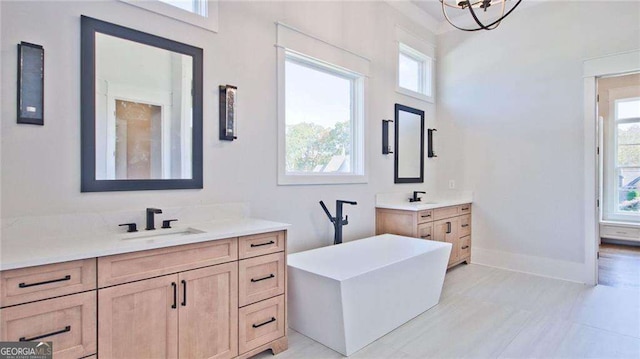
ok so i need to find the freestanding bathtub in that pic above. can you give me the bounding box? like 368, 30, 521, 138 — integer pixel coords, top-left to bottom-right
287, 234, 451, 356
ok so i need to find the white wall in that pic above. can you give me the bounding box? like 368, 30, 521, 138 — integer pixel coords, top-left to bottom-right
437, 1, 640, 281
0, 1, 437, 253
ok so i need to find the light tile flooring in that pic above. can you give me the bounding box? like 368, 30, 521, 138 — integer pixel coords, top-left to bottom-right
256, 264, 640, 359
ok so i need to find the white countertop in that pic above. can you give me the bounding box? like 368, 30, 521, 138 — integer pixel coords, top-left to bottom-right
1, 218, 290, 271
288, 234, 451, 281
376, 199, 472, 211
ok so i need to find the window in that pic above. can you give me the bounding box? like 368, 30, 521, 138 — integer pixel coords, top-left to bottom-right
613, 98, 640, 215
397, 43, 434, 102
279, 51, 365, 185
120, 0, 218, 32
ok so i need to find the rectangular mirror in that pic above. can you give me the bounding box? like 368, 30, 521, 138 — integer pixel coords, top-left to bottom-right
81, 16, 203, 192
394, 104, 424, 183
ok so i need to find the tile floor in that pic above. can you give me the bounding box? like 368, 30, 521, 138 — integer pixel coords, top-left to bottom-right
256, 264, 640, 359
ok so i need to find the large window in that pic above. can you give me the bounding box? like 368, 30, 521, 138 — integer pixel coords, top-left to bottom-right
613, 98, 640, 215
280, 52, 365, 184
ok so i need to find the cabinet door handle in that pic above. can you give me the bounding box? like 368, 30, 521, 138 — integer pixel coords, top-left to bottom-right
421, 234, 431, 239
462, 245, 470, 249
181, 280, 187, 307
252, 317, 276, 328
250, 240, 275, 248
461, 224, 469, 228
446, 222, 451, 234
171, 282, 177, 309
20, 326, 71, 342
19, 275, 71, 288
251, 274, 275, 282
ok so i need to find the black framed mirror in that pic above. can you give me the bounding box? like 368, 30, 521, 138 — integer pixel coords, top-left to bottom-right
394, 104, 424, 183
81, 16, 203, 192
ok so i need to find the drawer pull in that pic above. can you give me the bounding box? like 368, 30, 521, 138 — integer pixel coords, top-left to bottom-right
19, 275, 71, 288
181, 280, 187, 307
252, 317, 276, 328
421, 214, 431, 218
251, 274, 275, 283
19, 326, 71, 342
250, 240, 275, 248
461, 245, 470, 249
461, 207, 470, 211
461, 224, 469, 228
421, 234, 431, 238
171, 282, 177, 309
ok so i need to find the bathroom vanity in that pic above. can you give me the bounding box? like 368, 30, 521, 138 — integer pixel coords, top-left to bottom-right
0, 219, 289, 359
376, 201, 472, 268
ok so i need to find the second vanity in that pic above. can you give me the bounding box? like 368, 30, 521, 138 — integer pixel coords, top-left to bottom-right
376, 195, 472, 269
0, 218, 290, 359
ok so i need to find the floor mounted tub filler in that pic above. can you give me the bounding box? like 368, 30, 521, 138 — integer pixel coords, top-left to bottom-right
287, 234, 451, 356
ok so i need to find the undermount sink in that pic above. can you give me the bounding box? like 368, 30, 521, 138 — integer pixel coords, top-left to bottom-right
121, 227, 205, 240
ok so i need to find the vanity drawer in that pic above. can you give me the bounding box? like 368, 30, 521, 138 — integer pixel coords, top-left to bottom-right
239, 295, 285, 354
1, 259, 96, 307
98, 238, 237, 287
460, 236, 471, 259
417, 222, 433, 240
0, 291, 97, 359
459, 204, 472, 214
239, 252, 285, 307
433, 206, 460, 221
459, 215, 471, 237
239, 231, 285, 259
417, 210, 433, 224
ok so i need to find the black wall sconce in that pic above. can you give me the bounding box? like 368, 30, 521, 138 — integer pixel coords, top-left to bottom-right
219, 84, 237, 141
427, 128, 437, 158
17, 42, 44, 125
382, 119, 393, 155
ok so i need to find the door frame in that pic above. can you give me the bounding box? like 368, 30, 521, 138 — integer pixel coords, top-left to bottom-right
583, 49, 640, 285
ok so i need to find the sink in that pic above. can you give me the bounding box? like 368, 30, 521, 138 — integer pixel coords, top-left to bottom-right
121, 227, 205, 240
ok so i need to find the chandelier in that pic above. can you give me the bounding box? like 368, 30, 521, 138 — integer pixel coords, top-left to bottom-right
440, 0, 523, 31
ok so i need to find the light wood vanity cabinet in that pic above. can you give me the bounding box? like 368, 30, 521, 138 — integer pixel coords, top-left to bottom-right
376, 204, 472, 268
0, 229, 287, 359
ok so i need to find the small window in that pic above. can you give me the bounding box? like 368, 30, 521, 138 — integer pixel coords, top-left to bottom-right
279, 51, 365, 185
397, 43, 433, 102
120, 0, 218, 32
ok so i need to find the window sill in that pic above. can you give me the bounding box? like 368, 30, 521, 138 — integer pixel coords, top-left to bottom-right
396, 87, 434, 103
277, 173, 368, 186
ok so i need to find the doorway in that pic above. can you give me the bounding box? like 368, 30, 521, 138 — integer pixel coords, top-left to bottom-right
597, 72, 640, 289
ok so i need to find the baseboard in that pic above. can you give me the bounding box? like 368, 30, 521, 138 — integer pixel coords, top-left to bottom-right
471, 247, 587, 284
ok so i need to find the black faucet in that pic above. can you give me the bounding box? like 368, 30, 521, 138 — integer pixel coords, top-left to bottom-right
319, 200, 358, 245
145, 208, 163, 230
409, 191, 426, 202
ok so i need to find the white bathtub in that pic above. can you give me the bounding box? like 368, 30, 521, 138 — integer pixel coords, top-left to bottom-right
287, 234, 451, 356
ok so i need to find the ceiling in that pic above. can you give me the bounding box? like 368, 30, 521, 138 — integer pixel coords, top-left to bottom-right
412, 0, 447, 22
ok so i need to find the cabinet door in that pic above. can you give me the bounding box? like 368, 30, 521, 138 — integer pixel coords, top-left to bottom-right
178, 263, 238, 359
98, 274, 178, 359
434, 218, 460, 264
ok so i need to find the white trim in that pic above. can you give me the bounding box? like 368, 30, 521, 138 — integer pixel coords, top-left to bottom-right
583, 49, 640, 286
384, 1, 439, 34
471, 247, 586, 284
119, 0, 218, 33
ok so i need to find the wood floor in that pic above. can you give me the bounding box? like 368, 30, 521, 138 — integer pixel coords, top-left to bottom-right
255, 264, 640, 359
599, 243, 640, 289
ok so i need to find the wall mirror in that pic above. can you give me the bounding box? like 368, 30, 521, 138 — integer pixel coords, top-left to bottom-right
81, 16, 203, 192
394, 104, 424, 183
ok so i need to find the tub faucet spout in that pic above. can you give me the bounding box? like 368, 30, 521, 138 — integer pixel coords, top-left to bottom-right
319, 200, 357, 245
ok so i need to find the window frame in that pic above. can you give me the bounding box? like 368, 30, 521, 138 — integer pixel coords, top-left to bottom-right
277, 49, 367, 185
604, 91, 640, 222
397, 42, 434, 103
119, 0, 218, 33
